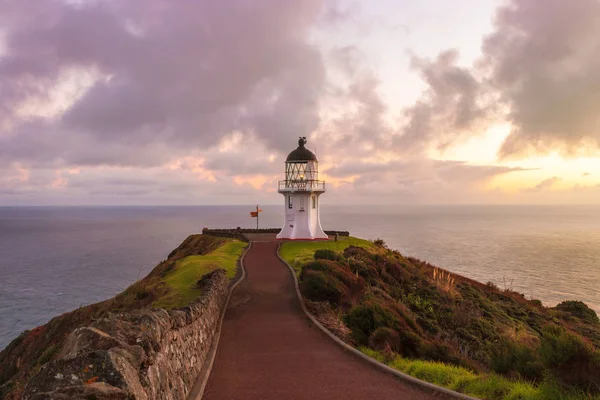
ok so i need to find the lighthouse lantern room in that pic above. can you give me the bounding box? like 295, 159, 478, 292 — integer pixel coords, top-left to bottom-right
277, 137, 328, 240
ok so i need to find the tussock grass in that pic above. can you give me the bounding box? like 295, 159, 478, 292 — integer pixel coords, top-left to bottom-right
432, 267, 457, 296
361, 348, 599, 400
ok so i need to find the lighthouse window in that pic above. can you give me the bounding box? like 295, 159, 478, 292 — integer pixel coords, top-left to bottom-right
312, 195, 316, 209
288, 196, 293, 209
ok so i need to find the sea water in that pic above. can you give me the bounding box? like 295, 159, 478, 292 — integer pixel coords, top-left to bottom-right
1, 205, 599, 350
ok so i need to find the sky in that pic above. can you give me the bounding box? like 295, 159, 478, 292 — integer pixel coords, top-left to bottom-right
1, 0, 600, 206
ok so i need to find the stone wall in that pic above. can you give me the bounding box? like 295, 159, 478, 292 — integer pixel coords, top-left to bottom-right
203, 227, 350, 238
23, 270, 228, 400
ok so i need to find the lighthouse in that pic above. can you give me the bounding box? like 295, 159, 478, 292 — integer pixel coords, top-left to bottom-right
276, 137, 328, 240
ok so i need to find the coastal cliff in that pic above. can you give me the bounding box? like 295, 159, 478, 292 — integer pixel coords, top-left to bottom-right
1, 233, 599, 400
0, 235, 243, 400
23, 269, 227, 399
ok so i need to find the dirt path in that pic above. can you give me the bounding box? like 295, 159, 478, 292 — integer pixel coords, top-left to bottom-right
201, 241, 443, 400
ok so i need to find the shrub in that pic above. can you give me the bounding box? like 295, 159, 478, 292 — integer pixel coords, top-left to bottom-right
344, 301, 401, 345
540, 324, 600, 390
554, 301, 599, 324
343, 246, 372, 260
36, 345, 58, 366
385, 262, 410, 286
369, 327, 401, 353
300, 259, 336, 275
301, 259, 365, 299
397, 329, 424, 358
300, 270, 348, 306
135, 288, 150, 300
348, 259, 379, 281
529, 299, 543, 308
373, 238, 387, 248
418, 340, 465, 366
491, 338, 543, 381
314, 249, 341, 261
540, 325, 589, 368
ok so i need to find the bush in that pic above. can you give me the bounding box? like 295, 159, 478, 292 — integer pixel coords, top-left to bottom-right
299, 270, 348, 306
539, 324, 600, 390
344, 301, 401, 345
301, 260, 365, 298
554, 301, 599, 324
418, 340, 465, 366
369, 327, 401, 353
314, 249, 340, 261
300, 259, 336, 275
343, 246, 372, 260
529, 299, 543, 308
373, 238, 387, 248
348, 259, 379, 281
491, 338, 543, 380
540, 325, 589, 368
397, 329, 424, 358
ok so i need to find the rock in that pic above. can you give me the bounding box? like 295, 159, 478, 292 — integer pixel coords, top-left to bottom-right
29, 382, 131, 399
24, 350, 147, 400
23, 269, 229, 400
58, 327, 124, 359
110, 345, 147, 370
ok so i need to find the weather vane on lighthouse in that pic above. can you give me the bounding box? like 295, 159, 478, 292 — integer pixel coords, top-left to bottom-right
276, 137, 327, 240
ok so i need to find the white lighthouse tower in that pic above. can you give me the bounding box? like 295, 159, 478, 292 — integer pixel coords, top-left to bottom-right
277, 137, 328, 240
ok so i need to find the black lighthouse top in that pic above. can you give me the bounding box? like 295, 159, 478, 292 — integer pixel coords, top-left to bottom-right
286, 137, 317, 162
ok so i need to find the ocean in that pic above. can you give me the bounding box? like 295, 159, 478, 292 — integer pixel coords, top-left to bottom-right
1, 205, 599, 350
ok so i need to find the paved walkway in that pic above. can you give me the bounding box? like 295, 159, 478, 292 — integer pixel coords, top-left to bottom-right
201, 241, 442, 400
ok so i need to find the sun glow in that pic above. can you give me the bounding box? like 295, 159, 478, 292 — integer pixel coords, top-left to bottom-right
233, 175, 271, 190
430, 123, 600, 193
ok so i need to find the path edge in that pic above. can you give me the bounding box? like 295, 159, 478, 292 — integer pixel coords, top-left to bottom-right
188, 241, 252, 400
275, 244, 480, 400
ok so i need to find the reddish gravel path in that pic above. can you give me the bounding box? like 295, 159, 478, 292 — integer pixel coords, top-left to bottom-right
201, 241, 442, 400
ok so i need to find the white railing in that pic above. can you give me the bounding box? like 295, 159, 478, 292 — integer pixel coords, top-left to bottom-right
278, 180, 326, 192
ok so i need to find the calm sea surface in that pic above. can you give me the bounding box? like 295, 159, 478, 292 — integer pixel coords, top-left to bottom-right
1, 205, 599, 350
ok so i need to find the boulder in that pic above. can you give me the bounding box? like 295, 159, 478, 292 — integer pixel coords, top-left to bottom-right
24, 349, 147, 400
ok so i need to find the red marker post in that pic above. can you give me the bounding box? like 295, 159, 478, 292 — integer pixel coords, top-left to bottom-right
250, 205, 262, 231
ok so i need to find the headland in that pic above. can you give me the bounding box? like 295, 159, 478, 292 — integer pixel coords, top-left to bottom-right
1, 230, 598, 400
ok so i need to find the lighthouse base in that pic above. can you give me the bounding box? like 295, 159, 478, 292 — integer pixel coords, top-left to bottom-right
276, 192, 327, 240
276, 220, 328, 240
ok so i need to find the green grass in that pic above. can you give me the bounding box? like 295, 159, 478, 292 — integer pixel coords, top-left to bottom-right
153, 240, 246, 309
279, 236, 378, 274
361, 348, 598, 400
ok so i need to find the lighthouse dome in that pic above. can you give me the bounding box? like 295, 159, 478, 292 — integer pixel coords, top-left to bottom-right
286, 137, 317, 162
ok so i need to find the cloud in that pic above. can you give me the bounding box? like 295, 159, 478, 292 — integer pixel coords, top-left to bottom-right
394, 50, 491, 154
483, 0, 600, 158
523, 176, 561, 192
393, 0, 600, 159
324, 157, 531, 205
1, 0, 598, 205
0, 0, 326, 169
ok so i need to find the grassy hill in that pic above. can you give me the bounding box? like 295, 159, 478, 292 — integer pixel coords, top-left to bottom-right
281, 239, 600, 400
0, 235, 246, 399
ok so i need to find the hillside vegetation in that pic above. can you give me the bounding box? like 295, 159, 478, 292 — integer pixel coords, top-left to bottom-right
282, 240, 600, 400
0, 234, 245, 400
280, 236, 377, 274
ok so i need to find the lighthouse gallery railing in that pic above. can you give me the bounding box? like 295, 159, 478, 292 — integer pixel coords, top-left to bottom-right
278, 180, 326, 192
